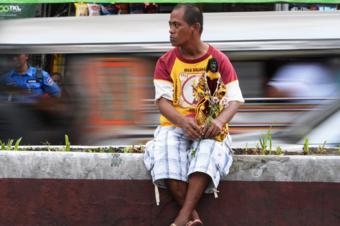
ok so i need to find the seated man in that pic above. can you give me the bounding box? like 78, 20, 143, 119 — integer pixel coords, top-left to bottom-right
144, 4, 244, 226
0, 54, 61, 103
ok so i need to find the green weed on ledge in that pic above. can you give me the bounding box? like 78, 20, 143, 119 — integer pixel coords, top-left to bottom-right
0, 138, 22, 151
65, 134, 71, 152
303, 137, 309, 155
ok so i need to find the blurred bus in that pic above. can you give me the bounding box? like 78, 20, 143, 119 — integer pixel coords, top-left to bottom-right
0, 11, 339, 145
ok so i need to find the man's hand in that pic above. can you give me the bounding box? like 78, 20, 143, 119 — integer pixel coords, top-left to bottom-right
202, 101, 242, 139
179, 117, 202, 140
202, 118, 224, 139
157, 98, 202, 140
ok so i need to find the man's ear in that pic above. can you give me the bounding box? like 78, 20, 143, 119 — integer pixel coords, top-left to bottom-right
193, 22, 201, 34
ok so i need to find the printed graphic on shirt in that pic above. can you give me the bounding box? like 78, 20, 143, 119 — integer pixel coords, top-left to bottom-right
171, 58, 208, 109
46, 77, 55, 86
180, 73, 201, 107
27, 79, 37, 83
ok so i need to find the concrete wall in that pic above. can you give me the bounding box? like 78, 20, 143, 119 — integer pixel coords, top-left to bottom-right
0, 151, 340, 226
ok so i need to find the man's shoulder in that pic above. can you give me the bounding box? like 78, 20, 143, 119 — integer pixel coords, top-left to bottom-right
26, 66, 38, 77
209, 45, 227, 59
28, 66, 50, 78
208, 45, 235, 68
159, 48, 177, 62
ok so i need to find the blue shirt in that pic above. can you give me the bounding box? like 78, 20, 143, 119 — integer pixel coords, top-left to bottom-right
0, 66, 61, 102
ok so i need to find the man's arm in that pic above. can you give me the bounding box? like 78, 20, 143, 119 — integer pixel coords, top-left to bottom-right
157, 97, 202, 140
42, 72, 61, 97
203, 101, 241, 139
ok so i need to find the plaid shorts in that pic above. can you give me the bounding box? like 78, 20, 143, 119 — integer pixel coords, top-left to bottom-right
144, 126, 233, 193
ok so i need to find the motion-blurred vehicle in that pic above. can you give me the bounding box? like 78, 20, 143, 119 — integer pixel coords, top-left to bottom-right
232, 99, 340, 148
0, 11, 339, 145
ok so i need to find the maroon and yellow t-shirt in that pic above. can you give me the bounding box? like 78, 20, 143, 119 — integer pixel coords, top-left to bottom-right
154, 45, 244, 126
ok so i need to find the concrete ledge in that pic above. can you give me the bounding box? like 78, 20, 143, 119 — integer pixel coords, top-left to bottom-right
1, 151, 340, 182
0, 151, 150, 180
0, 150, 340, 226
230, 155, 340, 182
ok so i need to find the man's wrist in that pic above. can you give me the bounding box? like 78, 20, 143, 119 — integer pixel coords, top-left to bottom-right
175, 115, 188, 128
214, 117, 225, 127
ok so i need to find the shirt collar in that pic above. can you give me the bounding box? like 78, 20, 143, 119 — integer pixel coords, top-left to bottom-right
26, 66, 35, 77
11, 65, 34, 77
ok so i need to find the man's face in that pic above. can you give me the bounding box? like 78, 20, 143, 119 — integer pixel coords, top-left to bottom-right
169, 7, 193, 47
12, 54, 28, 68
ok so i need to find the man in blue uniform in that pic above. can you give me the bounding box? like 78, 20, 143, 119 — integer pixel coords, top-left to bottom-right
0, 54, 61, 103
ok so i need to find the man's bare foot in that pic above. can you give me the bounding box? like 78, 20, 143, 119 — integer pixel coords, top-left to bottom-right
191, 210, 200, 221
173, 215, 189, 226
186, 219, 203, 226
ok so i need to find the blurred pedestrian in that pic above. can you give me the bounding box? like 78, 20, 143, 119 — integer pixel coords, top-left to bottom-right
143, 4, 244, 226
267, 63, 337, 100
0, 54, 61, 103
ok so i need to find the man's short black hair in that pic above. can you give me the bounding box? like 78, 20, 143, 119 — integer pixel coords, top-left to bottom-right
173, 4, 203, 34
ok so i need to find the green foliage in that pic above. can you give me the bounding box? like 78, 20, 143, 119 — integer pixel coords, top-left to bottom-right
206, 116, 213, 126
317, 141, 327, 154
191, 140, 201, 158
65, 134, 71, 152
268, 128, 272, 155
0, 140, 5, 150
41, 141, 51, 151
259, 136, 267, 155
338, 145, 340, 154
6, 139, 14, 150
209, 103, 221, 118
244, 143, 248, 154
255, 142, 259, 153
275, 146, 283, 155
191, 148, 197, 158
257, 128, 273, 155
122, 145, 140, 153
303, 137, 309, 155
14, 137, 22, 151
123, 146, 131, 153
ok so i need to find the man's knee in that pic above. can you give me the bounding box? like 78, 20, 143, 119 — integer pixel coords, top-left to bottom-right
188, 172, 211, 180
165, 179, 187, 198
188, 172, 211, 186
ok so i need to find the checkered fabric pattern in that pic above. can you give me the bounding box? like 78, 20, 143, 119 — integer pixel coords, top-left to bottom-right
144, 126, 233, 193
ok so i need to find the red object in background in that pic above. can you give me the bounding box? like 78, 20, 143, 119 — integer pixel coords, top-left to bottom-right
83, 58, 148, 126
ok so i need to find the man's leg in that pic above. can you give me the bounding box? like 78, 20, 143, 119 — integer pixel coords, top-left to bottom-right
172, 172, 210, 226
165, 179, 200, 221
